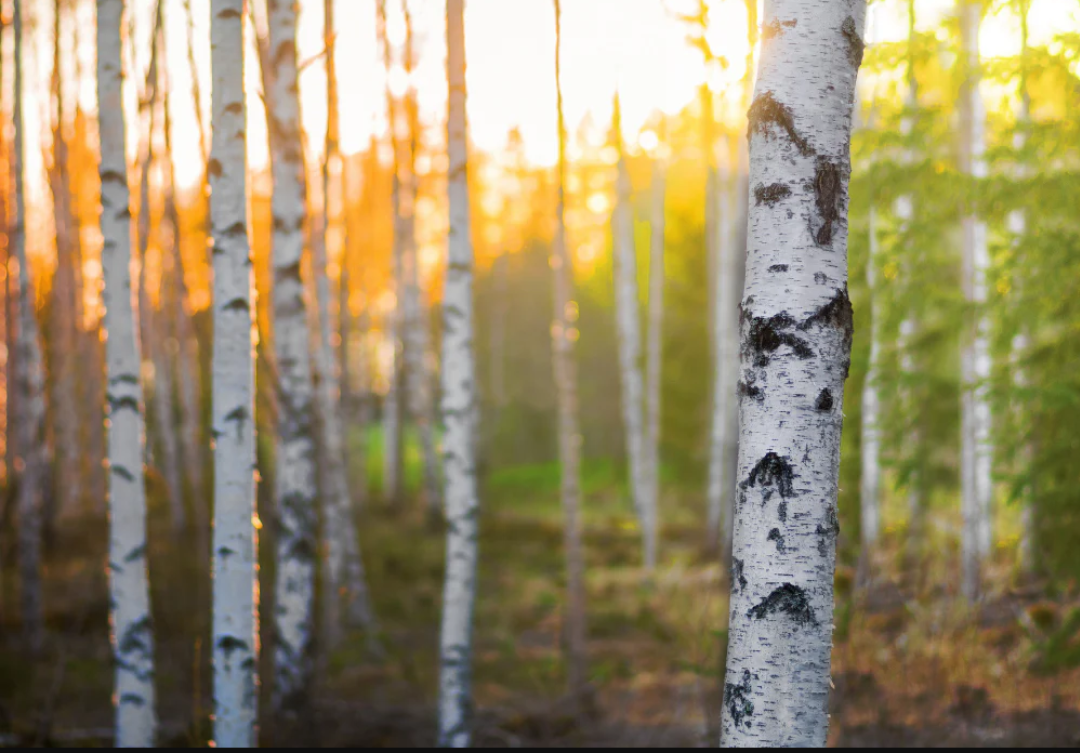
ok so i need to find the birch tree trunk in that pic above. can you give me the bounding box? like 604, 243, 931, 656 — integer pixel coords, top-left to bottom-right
959, 0, 992, 602
209, 0, 258, 745
860, 206, 881, 559
316, 0, 377, 644
96, 0, 157, 743
612, 100, 651, 570
643, 154, 666, 574
1012, 2, 1035, 573
400, 4, 442, 517
13, 0, 49, 660
552, 0, 588, 699
437, 2, 482, 743
377, 0, 404, 506
266, 0, 318, 711
720, 1, 864, 745
48, 6, 82, 523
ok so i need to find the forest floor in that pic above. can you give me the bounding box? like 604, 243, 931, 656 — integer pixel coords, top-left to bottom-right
2, 431, 1080, 747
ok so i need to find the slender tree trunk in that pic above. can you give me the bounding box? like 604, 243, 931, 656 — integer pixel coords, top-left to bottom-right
377, 0, 404, 506
612, 100, 651, 570
643, 155, 666, 574
266, 0, 318, 712
316, 0, 377, 645
859, 206, 882, 571
437, 2, 482, 743
552, 0, 588, 700
399, 4, 442, 517
720, 2, 864, 745
209, 0, 258, 746
97, 0, 157, 743
1012, 1, 1034, 572
13, 0, 48, 660
47, 4, 82, 524
959, 0, 992, 602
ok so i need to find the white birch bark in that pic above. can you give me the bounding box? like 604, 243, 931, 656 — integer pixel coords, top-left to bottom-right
612, 100, 651, 570
720, 1, 864, 745
47, 13, 82, 523
96, 0, 157, 743
13, 0, 48, 659
643, 155, 666, 573
1011, 3, 1033, 571
209, 0, 258, 746
437, 2, 482, 743
400, 4, 442, 516
316, 0, 377, 643
860, 207, 881, 551
551, 0, 588, 698
377, 0, 404, 506
266, 0, 318, 711
959, 0, 992, 602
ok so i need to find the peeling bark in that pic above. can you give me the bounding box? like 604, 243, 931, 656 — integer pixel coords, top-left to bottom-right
97, 0, 157, 744
720, 1, 864, 746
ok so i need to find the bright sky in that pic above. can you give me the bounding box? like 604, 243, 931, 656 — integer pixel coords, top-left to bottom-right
11, 0, 1080, 194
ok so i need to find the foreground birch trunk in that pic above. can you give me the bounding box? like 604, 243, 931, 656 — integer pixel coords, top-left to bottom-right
266, 0, 318, 710
13, 0, 48, 659
612, 100, 651, 569
643, 154, 666, 573
959, 0, 992, 602
552, 0, 588, 699
96, 0, 157, 743
436, 3, 482, 743
316, 0, 377, 643
720, 1, 864, 745
209, 0, 258, 745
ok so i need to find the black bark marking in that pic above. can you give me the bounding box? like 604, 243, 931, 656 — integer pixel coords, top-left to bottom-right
737, 380, 764, 402
119, 693, 146, 707
842, 16, 865, 69
747, 583, 817, 625
225, 102, 243, 116
224, 405, 250, 440
748, 92, 813, 157
207, 158, 222, 179
815, 388, 834, 412
218, 546, 237, 560
217, 635, 249, 660
732, 557, 748, 593
743, 452, 796, 523
767, 528, 786, 553
811, 158, 844, 246
768, 264, 789, 273
119, 615, 153, 655
275, 260, 302, 284
724, 669, 755, 730
111, 465, 135, 483
816, 507, 840, 557
801, 287, 855, 376
742, 311, 813, 367
124, 544, 147, 563
223, 297, 249, 313
754, 182, 793, 207
108, 395, 140, 414
100, 169, 126, 186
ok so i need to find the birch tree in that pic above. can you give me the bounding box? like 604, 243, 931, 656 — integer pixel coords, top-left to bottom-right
13, 0, 48, 659
97, 0, 156, 743
959, 0, 992, 602
209, 0, 258, 745
643, 145, 667, 576
316, 0, 377, 643
47, 0, 82, 524
720, 1, 864, 746
552, 0, 588, 699
437, 1, 482, 744
611, 97, 652, 570
377, 0, 404, 506
266, 0, 318, 710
